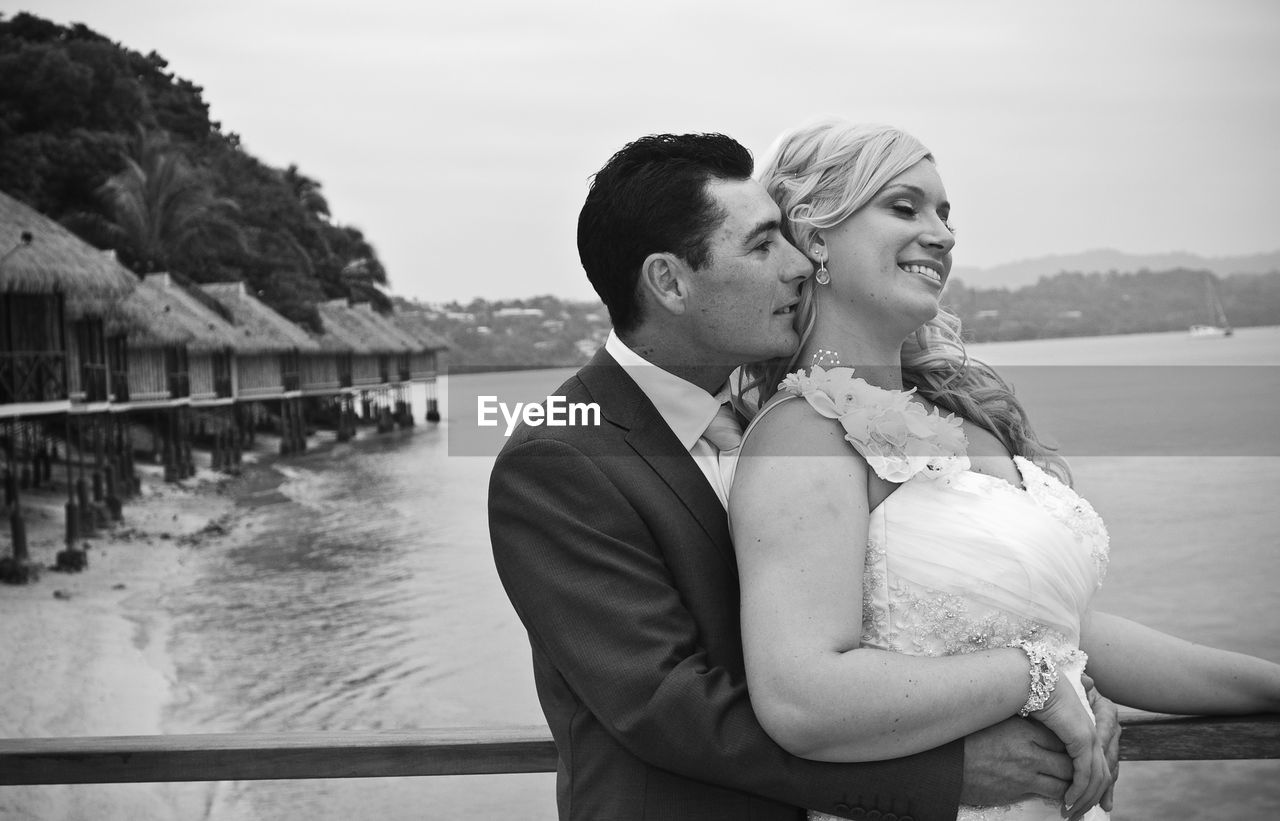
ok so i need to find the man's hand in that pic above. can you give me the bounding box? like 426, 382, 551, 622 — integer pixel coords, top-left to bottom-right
1083, 674, 1121, 812
961, 717, 1072, 807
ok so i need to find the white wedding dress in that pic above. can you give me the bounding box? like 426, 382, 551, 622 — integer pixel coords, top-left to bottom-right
733, 371, 1110, 821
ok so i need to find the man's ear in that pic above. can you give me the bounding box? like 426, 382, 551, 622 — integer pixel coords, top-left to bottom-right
637, 252, 689, 317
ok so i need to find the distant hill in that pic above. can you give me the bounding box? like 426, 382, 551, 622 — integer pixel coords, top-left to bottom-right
413, 269, 1280, 362
944, 268, 1280, 342
950, 250, 1280, 291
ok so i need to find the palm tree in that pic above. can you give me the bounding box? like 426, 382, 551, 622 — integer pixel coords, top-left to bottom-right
94, 129, 242, 274
281, 164, 330, 220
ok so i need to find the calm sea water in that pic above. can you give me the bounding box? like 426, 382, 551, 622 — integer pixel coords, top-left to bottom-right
154, 327, 1278, 820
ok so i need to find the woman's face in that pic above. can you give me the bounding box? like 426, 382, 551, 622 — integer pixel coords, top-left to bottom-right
816, 159, 955, 341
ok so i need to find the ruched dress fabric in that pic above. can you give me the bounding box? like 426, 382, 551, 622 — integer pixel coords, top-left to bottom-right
732, 379, 1110, 821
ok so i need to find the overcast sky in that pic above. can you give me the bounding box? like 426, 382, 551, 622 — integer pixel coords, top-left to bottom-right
7, 0, 1279, 304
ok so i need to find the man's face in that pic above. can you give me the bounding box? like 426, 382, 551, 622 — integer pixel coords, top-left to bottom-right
677, 178, 812, 367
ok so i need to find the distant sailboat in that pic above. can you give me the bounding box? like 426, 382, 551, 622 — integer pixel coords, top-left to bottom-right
1189, 273, 1233, 338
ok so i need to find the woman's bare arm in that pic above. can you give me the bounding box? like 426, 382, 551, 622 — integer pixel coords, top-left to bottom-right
1081, 610, 1280, 714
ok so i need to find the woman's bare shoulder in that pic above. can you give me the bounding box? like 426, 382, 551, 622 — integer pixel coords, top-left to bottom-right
741, 394, 856, 459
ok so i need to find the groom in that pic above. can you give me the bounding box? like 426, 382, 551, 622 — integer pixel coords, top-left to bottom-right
489, 132, 1115, 821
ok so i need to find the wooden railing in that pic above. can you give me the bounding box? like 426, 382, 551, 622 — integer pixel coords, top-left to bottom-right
1, 715, 1277, 786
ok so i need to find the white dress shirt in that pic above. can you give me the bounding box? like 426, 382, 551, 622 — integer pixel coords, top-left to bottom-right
605, 331, 736, 509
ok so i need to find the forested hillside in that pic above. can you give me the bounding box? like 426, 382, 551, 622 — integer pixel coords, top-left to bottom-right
0, 11, 388, 331
945, 268, 1280, 342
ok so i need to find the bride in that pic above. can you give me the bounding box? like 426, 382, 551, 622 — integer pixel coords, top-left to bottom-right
726, 118, 1280, 821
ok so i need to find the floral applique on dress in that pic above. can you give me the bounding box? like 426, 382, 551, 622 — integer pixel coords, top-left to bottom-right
779, 365, 971, 482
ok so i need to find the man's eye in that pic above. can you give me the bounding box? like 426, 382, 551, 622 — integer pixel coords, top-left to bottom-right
756, 240, 773, 252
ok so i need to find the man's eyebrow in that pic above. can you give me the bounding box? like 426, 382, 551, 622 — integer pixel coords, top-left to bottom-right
742, 217, 780, 242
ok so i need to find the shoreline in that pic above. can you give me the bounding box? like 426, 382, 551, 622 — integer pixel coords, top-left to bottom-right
0, 464, 236, 736
0, 433, 319, 820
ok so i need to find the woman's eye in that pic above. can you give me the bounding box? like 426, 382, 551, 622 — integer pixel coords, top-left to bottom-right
892, 203, 917, 217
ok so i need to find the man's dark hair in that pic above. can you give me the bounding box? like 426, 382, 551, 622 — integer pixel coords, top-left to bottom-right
577, 133, 754, 336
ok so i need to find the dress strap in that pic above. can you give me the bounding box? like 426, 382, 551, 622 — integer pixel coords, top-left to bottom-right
719, 394, 799, 502
738, 393, 800, 451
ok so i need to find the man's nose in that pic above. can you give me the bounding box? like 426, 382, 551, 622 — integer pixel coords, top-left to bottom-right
782, 240, 812, 281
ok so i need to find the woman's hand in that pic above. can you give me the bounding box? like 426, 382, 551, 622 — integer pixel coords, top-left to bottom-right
1030, 681, 1111, 820
1082, 673, 1121, 812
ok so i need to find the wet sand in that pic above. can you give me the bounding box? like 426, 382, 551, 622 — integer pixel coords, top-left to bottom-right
0, 457, 251, 819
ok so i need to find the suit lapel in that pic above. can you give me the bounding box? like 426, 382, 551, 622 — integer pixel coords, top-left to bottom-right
578, 351, 734, 562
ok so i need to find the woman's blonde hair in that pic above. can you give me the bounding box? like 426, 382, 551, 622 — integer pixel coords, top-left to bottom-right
740, 118, 1071, 483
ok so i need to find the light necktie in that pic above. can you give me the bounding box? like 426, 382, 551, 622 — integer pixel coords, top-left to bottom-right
702, 402, 743, 453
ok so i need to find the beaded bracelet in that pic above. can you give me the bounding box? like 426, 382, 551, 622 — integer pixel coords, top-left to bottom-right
1008, 638, 1062, 716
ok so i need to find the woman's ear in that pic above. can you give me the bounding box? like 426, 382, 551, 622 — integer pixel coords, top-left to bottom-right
809, 233, 828, 264
638, 252, 688, 316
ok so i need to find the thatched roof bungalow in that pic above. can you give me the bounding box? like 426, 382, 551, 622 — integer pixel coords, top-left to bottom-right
350, 302, 452, 384
199, 282, 320, 400
314, 299, 411, 389
385, 310, 450, 382
353, 303, 422, 347
313, 300, 375, 354
119, 274, 244, 407
350, 303, 420, 383
0, 191, 136, 300
116, 275, 195, 408
1, 190, 137, 417
299, 300, 365, 396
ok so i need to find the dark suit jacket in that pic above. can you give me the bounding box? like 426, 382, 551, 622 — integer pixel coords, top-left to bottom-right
489, 349, 963, 821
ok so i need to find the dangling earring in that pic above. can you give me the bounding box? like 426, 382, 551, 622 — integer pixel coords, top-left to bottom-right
814, 258, 830, 286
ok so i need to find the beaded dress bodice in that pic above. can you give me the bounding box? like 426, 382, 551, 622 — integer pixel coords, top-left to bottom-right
733, 369, 1111, 821
860, 456, 1108, 662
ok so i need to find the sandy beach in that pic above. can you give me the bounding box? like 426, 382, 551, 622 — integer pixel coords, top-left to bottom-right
0, 449, 270, 820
